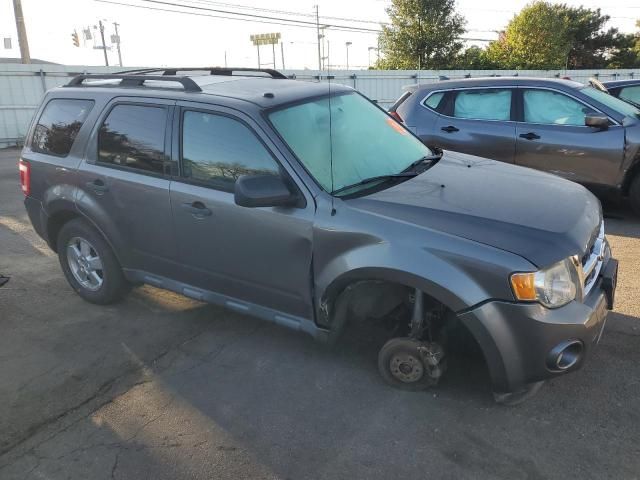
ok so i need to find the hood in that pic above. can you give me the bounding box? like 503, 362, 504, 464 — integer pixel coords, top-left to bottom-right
345, 151, 602, 268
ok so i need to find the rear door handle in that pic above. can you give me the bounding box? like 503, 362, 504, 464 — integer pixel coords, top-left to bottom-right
441, 125, 459, 133
182, 201, 212, 217
86, 179, 109, 193
519, 132, 541, 140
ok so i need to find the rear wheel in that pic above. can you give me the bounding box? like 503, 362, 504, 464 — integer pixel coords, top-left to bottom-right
57, 218, 129, 304
629, 174, 640, 216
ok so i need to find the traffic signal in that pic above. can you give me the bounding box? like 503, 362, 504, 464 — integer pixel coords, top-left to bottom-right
71, 31, 79, 47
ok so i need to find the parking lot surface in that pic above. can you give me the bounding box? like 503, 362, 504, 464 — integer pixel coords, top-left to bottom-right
1, 147, 639, 479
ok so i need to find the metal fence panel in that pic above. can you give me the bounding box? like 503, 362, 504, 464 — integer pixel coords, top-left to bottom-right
2, 64, 640, 146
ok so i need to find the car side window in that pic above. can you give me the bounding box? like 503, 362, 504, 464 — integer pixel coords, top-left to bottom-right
181, 110, 281, 190
453, 89, 511, 121
423, 92, 445, 111
618, 86, 640, 105
523, 90, 595, 126
31, 99, 94, 156
97, 104, 168, 175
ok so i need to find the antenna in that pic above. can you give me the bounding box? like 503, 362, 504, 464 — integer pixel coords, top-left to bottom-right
327, 33, 336, 216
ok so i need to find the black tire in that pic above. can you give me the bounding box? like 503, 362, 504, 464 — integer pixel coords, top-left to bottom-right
57, 218, 129, 305
377, 337, 441, 391
629, 174, 640, 216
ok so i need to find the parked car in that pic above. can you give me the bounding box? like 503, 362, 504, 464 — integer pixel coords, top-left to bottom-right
20, 68, 617, 404
589, 77, 640, 108
389, 77, 640, 213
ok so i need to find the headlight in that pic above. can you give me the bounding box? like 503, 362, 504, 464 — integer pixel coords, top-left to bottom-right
510, 258, 578, 308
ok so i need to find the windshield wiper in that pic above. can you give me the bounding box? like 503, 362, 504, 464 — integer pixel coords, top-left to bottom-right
332, 172, 418, 195
404, 152, 443, 172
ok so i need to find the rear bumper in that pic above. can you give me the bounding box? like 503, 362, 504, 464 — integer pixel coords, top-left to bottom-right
459, 258, 617, 393
24, 195, 50, 244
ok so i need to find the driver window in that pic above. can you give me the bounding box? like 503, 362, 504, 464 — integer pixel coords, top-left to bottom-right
181, 111, 280, 191
523, 90, 595, 126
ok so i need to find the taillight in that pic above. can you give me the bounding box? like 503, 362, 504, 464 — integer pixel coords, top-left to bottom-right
19, 159, 30, 196
389, 110, 403, 123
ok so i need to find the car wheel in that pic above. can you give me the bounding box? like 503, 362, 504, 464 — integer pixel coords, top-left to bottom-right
630, 174, 640, 216
57, 218, 129, 304
377, 337, 445, 391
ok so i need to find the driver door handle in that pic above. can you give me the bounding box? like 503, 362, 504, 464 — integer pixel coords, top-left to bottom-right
519, 132, 541, 140
182, 201, 212, 217
441, 125, 459, 133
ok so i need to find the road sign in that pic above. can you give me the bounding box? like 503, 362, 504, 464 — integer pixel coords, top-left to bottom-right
250, 33, 281, 46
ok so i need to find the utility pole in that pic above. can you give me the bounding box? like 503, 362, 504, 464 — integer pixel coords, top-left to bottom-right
112, 22, 122, 67
224, 50, 227, 68
256, 44, 260, 68
314, 5, 321, 72
272, 42, 276, 68
12, 0, 30, 64
98, 20, 109, 66
280, 42, 285, 70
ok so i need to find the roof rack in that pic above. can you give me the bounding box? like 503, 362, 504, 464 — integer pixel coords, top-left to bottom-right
64, 74, 202, 92
117, 67, 288, 79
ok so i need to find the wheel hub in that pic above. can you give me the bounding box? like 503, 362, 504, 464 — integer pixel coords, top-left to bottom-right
389, 353, 424, 383
66, 237, 104, 291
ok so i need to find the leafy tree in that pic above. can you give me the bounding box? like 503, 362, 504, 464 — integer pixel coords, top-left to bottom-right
452, 46, 499, 69
485, 2, 572, 69
376, 0, 466, 70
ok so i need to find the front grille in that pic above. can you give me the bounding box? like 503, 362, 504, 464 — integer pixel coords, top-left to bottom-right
580, 221, 605, 298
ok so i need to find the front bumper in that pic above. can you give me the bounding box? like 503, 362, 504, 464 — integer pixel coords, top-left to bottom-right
459, 257, 618, 393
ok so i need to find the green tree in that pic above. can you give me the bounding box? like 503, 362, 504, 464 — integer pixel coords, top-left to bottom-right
452, 46, 499, 69
485, 2, 572, 69
376, 0, 466, 70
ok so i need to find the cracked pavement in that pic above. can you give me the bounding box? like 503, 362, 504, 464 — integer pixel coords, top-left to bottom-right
1, 148, 640, 479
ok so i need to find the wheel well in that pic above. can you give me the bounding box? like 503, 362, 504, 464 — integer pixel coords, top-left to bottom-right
325, 280, 456, 340
47, 210, 81, 252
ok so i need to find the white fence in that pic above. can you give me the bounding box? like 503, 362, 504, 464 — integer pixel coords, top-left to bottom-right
3, 64, 640, 147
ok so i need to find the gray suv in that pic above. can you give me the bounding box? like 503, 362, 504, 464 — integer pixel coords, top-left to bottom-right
390, 77, 640, 213
20, 68, 618, 404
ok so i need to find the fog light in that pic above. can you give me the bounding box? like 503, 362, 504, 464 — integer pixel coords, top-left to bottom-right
547, 340, 583, 371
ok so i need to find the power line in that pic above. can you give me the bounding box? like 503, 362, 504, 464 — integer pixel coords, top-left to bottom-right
136, 0, 383, 33
94, 0, 380, 34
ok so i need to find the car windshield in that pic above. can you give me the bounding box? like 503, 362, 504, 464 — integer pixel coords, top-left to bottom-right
268, 92, 433, 195
580, 86, 640, 119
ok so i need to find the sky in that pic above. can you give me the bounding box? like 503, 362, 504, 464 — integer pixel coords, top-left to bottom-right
1, 0, 639, 69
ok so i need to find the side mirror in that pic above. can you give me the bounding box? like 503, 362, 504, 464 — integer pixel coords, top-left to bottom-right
585, 115, 609, 130
234, 174, 297, 208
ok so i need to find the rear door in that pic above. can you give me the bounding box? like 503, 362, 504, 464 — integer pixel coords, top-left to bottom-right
431, 87, 517, 163
514, 88, 624, 186
169, 102, 315, 320
75, 97, 178, 276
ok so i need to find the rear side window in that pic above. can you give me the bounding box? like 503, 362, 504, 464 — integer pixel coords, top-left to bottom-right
97, 104, 167, 175
453, 89, 511, 121
181, 110, 280, 190
31, 99, 94, 156
423, 91, 445, 111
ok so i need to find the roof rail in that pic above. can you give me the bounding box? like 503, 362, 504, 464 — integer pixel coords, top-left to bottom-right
64, 74, 202, 92
117, 67, 288, 79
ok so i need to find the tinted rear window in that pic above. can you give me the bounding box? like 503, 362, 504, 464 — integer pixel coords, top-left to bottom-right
97, 104, 168, 175
31, 99, 94, 156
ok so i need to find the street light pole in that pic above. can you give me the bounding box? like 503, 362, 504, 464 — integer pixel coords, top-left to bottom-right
345, 41, 352, 69
314, 5, 322, 71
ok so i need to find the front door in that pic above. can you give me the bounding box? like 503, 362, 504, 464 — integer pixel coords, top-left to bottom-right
514, 88, 624, 186
431, 88, 516, 163
169, 103, 315, 320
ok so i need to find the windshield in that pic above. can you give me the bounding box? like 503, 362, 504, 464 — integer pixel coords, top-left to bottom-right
269, 92, 432, 195
581, 86, 640, 119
